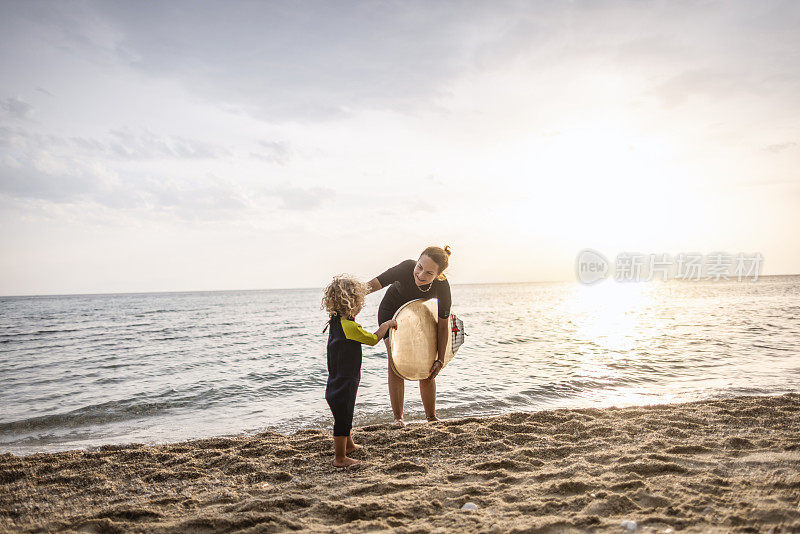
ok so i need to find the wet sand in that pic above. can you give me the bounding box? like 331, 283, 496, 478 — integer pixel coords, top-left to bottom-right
1, 393, 799, 533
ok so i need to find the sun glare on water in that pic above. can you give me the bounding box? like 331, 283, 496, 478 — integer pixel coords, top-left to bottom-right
558, 280, 690, 408
565, 280, 658, 353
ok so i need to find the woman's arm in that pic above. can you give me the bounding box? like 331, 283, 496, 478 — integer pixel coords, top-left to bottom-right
366, 278, 382, 295
436, 318, 448, 362
371, 259, 414, 294
429, 317, 449, 379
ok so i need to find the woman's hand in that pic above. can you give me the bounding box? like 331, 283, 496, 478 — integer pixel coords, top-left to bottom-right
428, 359, 443, 380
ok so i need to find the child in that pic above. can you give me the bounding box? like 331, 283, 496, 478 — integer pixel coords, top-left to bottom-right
321, 274, 396, 467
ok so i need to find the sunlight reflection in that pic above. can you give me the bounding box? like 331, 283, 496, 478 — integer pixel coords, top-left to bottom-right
563, 281, 658, 354
587, 388, 683, 410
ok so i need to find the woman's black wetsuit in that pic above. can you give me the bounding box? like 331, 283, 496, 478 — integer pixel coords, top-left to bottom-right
376, 259, 451, 340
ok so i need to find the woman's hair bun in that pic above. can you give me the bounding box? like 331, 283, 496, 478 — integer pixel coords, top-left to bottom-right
443, 245, 452, 256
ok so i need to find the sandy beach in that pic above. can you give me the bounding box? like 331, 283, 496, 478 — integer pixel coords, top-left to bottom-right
1, 393, 798, 533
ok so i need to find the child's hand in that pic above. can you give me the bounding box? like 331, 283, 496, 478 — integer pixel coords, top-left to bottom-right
375, 320, 397, 339
380, 319, 397, 331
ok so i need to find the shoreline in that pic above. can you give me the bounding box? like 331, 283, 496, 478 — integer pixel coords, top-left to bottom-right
2, 393, 799, 533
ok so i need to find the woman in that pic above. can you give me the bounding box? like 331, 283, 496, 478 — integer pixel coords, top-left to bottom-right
366, 245, 452, 427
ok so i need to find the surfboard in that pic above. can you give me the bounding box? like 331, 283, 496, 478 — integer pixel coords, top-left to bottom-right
388, 298, 454, 381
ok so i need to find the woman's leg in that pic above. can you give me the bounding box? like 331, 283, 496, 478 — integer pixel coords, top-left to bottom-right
419, 376, 438, 421
332, 435, 360, 467
385, 338, 406, 426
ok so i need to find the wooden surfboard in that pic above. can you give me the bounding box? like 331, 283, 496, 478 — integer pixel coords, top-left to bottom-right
388, 298, 454, 381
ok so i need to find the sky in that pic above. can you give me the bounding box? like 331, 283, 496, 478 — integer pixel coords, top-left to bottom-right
1, 0, 798, 295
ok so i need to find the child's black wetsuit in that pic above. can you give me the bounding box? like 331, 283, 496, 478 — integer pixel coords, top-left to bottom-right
325, 312, 380, 436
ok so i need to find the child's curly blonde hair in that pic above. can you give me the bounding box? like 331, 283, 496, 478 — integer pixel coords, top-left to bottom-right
321, 274, 368, 319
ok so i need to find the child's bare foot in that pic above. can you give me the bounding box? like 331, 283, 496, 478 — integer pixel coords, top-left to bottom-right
394, 418, 406, 428
332, 456, 362, 468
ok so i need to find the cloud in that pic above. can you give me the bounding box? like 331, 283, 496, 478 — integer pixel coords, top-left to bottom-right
102, 128, 229, 160
35, 86, 54, 97
648, 69, 763, 108
0, 154, 250, 220
0, 126, 16, 148
0, 97, 34, 120
19, 0, 504, 121
104, 174, 251, 221
0, 124, 243, 218
251, 141, 290, 165
2, 121, 229, 162
262, 185, 333, 211
763, 142, 798, 154
6, 1, 800, 125
0, 150, 113, 203
0, 123, 337, 220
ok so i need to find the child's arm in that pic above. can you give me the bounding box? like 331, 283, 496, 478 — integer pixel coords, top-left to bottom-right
341, 319, 397, 346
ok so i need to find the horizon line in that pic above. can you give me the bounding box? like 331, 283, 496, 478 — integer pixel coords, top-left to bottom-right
1, 273, 798, 299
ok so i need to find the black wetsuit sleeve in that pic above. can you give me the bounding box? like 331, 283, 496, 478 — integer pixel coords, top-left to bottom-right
437, 278, 451, 318
375, 259, 415, 288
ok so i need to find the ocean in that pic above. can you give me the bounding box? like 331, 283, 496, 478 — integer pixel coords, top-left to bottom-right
1, 276, 799, 456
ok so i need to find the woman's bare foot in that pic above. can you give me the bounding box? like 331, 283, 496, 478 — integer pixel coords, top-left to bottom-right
345, 435, 362, 454
394, 418, 406, 428
426, 415, 440, 422
345, 443, 362, 454
332, 456, 362, 468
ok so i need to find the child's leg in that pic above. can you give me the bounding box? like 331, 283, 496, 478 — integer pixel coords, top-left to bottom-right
327, 378, 362, 467
342, 379, 362, 454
